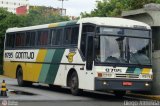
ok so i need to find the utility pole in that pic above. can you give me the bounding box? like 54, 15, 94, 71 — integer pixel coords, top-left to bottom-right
57, 0, 68, 16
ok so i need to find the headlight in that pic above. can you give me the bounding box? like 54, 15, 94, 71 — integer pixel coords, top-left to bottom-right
140, 74, 152, 79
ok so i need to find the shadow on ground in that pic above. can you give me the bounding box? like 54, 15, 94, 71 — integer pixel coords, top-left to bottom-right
12, 84, 135, 102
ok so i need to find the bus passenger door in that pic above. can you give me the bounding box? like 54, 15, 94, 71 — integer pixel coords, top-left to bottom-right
84, 34, 95, 90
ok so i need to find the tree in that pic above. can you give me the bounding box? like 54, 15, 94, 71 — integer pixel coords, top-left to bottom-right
81, 0, 157, 17
0, 8, 27, 73
26, 6, 69, 26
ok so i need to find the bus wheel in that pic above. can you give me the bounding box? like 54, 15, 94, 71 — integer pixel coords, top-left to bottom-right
17, 67, 24, 86
114, 91, 126, 97
16, 67, 32, 87
70, 72, 82, 96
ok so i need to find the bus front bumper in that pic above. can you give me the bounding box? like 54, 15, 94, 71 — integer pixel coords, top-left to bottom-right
95, 78, 152, 91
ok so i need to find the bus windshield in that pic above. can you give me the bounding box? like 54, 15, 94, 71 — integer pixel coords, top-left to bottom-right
95, 27, 151, 65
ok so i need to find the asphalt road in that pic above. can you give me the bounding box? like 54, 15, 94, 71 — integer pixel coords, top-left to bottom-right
0, 77, 158, 106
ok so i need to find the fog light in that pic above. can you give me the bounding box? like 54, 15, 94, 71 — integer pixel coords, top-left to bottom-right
145, 83, 149, 87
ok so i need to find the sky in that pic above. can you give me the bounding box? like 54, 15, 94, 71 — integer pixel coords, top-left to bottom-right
29, 0, 97, 16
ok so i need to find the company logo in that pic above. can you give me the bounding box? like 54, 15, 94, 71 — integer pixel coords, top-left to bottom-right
15, 52, 34, 59
66, 52, 76, 63
105, 68, 122, 73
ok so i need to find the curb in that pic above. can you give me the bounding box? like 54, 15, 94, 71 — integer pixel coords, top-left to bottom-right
127, 93, 160, 101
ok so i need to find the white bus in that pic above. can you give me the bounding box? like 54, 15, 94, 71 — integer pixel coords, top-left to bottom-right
3, 17, 152, 96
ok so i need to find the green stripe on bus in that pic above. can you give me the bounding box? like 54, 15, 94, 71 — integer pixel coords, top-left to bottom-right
126, 67, 135, 73
45, 49, 65, 84
38, 49, 55, 83
58, 20, 77, 27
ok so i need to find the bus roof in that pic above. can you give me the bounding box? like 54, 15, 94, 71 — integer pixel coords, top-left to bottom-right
6, 17, 151, 33
77, 17, 151, 29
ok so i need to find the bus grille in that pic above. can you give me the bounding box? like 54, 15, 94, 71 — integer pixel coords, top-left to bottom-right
115, 74, 139, 79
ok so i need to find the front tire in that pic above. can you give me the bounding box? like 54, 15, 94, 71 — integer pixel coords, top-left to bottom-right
70, 72, 82, 96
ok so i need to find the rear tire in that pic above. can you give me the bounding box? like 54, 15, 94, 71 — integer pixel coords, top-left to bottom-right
70, 72, 82, 96
16, 67, 32, 87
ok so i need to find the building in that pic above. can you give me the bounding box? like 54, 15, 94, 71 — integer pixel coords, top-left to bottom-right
16, 6, 27, 15
0, 0, 29, 14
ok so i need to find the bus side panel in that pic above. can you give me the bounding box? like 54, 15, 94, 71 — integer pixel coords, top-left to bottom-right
3, 61, 27, 80
29, 49, 47, 82
53, 49, 94, 90
38, 49, 65, 84
53, 49, 78, 86
3, 61, 17, 78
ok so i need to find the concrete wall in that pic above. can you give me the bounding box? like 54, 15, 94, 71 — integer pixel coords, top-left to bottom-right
152, 27, 160, 50
152, 51, 160, 94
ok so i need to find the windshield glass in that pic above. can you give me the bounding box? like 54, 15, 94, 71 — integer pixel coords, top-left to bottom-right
95, 36, 128, 63
129, 38, 150, 65
95, 27, 151, 65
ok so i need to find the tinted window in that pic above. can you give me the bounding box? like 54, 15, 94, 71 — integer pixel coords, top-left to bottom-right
51, 29, 63, 45
5, 33, 15, 48
64, 27, 72, 44
71, 27, 79, 44
26, 32, 36, 46
37, 30, 48, 46
64, 26, 79, 45
15, 32, 26, 47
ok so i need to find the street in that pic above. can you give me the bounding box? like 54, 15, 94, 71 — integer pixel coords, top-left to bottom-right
0, 77, 158, 106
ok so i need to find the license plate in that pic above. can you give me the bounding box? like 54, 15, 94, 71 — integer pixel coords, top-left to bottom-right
123, 82, 133, 86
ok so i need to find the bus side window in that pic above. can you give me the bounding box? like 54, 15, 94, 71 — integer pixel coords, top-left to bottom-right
30, 32, 36, 46
55, 29, 62, 45
26, 32, 31, 46
52, 29, 63, 46
64, 27, 72, 45
26, 32, 36, 47
71, 26, 79, 45
15, 32, 26, 47
51, 29, 56, 45
6, 33, 15, 49
80, 25, 95, 59
64, 26, 79, 46
37, 30, 48, 46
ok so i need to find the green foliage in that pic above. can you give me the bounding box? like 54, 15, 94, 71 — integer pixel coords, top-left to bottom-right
0, 8, 25, 56
26, 6, 69, 26
81, 0, 158, 17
